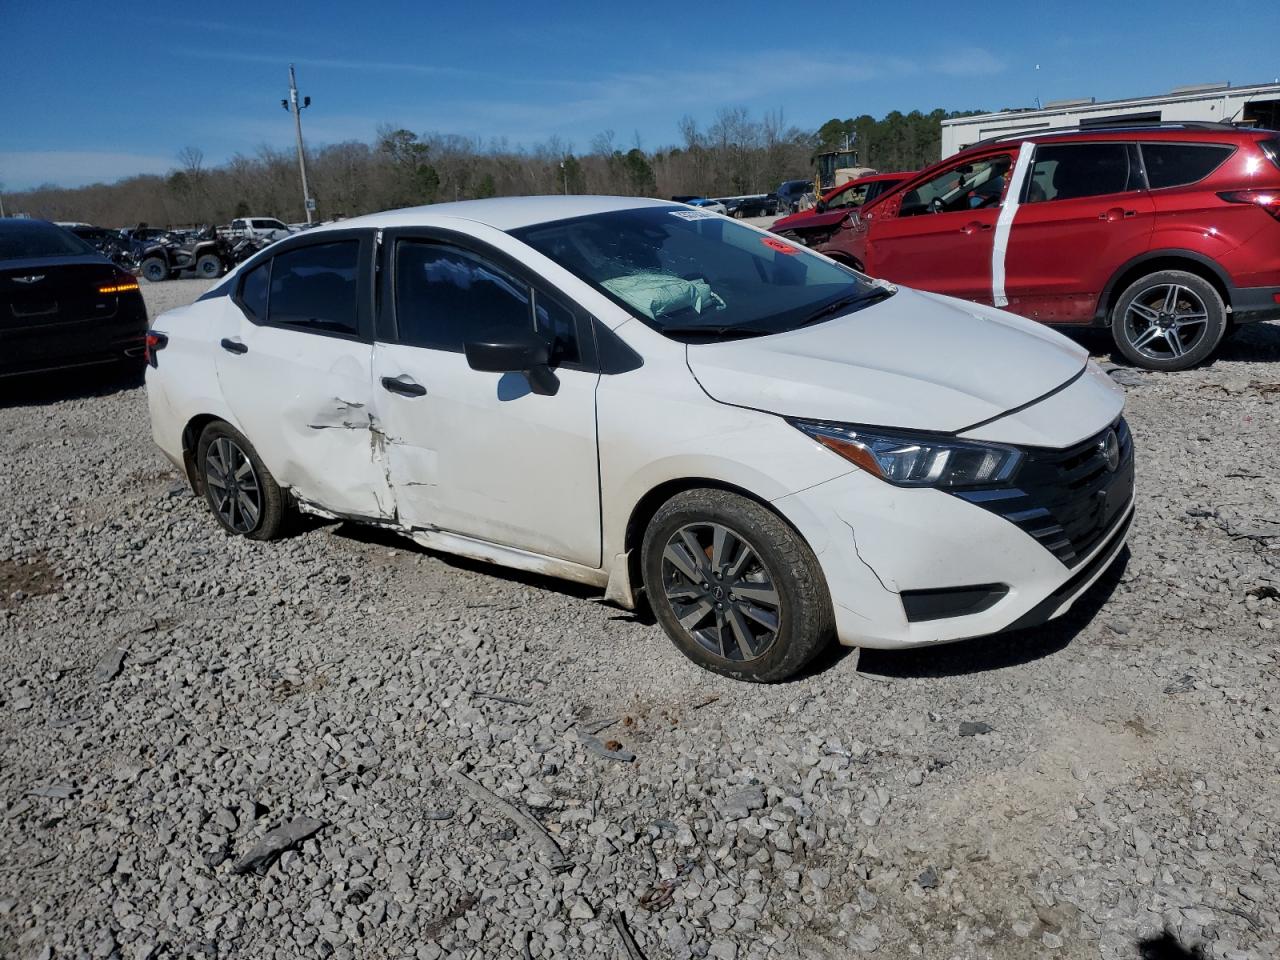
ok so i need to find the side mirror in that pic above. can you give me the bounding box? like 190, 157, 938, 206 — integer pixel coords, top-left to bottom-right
815, 200, 827, 213
464, 331, 559, 396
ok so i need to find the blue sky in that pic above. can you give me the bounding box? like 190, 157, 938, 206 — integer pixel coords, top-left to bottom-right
2, 0, 1277, 190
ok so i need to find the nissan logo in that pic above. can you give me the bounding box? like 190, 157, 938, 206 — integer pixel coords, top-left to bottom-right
1100, 430, 1121, 472
13, 275, 45, 284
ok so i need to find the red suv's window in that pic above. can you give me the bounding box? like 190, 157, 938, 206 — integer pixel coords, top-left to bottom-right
1024, 142, 1141, 202
1140, 142, 1234, 189
899, 154, 1012, 216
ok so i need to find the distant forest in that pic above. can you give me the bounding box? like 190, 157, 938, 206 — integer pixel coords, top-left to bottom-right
5, 108, 981, 227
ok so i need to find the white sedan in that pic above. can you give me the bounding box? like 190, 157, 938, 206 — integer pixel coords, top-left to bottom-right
146, 196, 1133, 682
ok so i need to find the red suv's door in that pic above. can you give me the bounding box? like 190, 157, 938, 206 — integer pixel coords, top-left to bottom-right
864, 151, 1014, 304
1003, 141, 1154, 323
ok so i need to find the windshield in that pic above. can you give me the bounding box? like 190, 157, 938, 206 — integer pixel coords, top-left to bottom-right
0, 222, 97, 261
512, 206, 882, 339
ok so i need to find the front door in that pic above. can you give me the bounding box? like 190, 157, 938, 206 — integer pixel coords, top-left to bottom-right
371, 233, 602, 566
866, 151, 1015, 304
212, 232, 395, 520
1003, 141, 1154, 323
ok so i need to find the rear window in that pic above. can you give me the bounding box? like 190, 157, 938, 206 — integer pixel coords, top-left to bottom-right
267, 240, 360, 336
1140, 143, 1234, 189
0, 223, 96, 260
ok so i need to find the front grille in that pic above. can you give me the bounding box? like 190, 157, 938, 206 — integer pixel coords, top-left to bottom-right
954, 418, 1134, 568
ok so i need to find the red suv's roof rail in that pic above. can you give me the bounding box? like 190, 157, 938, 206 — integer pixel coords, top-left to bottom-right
968, 120, 1243, 151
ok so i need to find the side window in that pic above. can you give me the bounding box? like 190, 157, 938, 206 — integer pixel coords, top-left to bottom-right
535, 292, 580, 364
1140, 143, 1234, 189
1025, 143, 1139, 202
238, 259, 271, 322
231, 219, 245, 230
395, 242, 532, 352
899, 154, 1012, 216
268, 240, 361, 336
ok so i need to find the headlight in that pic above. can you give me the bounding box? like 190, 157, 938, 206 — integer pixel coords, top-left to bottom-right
790, 420, 1022, 488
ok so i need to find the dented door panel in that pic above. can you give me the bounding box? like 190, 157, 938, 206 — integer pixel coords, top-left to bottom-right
213, 322, 396, 520
372, 341, 602, 567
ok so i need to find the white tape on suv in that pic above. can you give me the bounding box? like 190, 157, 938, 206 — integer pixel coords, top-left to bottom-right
991, 140, 1036, 308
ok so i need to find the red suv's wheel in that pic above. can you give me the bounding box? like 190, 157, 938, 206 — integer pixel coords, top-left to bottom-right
1109, 270, 1226, 371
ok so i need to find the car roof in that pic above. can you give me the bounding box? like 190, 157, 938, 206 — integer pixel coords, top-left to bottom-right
309, 195, 677, 235
954, 124, 1274, 161
0, 218, 65, 236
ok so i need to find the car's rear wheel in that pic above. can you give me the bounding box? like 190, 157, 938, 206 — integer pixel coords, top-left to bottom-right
641, 489, 834, 682
1110, 270, 1225, 371
196, 422, 285, 540
140, 258, 168, 283
195, 254, 223, 279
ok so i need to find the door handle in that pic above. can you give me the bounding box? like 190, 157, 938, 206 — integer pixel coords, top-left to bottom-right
381, 375, 426, 397
1098, 207, 1136, 221
220, 338, 248, 354
960, 221, 993, 234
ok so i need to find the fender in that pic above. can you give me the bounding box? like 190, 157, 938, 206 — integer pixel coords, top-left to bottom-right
1091, 248, 1233, 324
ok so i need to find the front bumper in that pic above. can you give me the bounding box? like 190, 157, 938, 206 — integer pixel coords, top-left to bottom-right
773, 426, 1134, 651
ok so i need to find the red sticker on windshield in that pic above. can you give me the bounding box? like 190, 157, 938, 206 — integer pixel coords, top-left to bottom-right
761, 236, 799, 255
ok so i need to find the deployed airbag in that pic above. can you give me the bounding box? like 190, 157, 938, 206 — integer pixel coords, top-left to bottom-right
602, 272, 725, 319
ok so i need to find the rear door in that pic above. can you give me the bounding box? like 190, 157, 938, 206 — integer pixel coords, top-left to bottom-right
371, 230, 602, 566
1003, 141, 1154, 323
865, 151, 1014, 303
211, 231, 395, 520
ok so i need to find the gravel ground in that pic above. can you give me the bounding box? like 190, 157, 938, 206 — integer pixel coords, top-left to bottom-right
1, 277, 1278, 960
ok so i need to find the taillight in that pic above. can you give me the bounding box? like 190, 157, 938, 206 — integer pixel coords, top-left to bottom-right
144, 331, 168, 367
99, 271, 140, 295
1218, 190, 1280, 220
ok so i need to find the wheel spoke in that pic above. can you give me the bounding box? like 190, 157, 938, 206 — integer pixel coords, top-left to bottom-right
726, 606, 757, 659
732, 580, 779, 607
711, 524, 731, 572
676, 597, 714, 630
237, 491, 259, 528
1163, 329, 1185, 358
1173, 314, 1207, 328
740, 601, 779, 632
235, 460, 254, 481
679, 529, 710, 576
664, 542, 703, 584
1130, 325, 1164, 349
1127, 302, 1160, 322
666, 584, 702, 601
205, 469, 228, 491
1162, 284, 1181, 313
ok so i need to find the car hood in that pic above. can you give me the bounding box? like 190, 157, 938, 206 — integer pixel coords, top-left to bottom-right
685, 287, 1089, 433
773, 208, 848, 232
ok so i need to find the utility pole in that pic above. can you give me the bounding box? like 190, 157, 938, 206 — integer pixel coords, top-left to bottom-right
282, 64, 315, 225
560, 159, 568, 195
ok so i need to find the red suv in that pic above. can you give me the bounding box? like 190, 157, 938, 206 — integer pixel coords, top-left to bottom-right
813, 124, 1280, 370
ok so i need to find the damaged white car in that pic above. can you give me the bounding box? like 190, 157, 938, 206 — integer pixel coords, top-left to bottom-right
146, 196, 1134, 682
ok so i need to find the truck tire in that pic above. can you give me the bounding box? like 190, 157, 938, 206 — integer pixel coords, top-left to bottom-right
141, 258, 168, 283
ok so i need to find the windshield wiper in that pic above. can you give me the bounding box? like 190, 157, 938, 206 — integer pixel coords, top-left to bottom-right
658, 324, 774, 339
798, 286, 895, 328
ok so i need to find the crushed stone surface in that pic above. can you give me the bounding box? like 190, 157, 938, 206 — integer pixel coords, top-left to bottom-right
1, 279, 1277, 959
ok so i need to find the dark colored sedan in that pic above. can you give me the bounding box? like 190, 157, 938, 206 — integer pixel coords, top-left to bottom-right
1, 219, 148, 378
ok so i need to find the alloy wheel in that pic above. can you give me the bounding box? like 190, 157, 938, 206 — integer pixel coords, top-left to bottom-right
1122, 283, 1209, 362
660, 522, 782, 662
204, 437, 262, 533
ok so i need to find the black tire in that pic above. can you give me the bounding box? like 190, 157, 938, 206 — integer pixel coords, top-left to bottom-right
1109, 269, 1226, 371
140, 258, 168, 283
640, 489, 835, 683
195, 254, 223, 279
196, 422, 286, 541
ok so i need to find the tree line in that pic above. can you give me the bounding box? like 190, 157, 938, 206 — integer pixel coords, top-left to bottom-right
5, 108, 980, 228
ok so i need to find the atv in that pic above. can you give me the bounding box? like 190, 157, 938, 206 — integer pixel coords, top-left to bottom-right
138, 227, 233, 282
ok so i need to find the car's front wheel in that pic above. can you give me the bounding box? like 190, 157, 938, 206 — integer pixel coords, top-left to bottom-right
196, 422, 286, 540
1110, 270, 1226, 371
641, 489, 834, 682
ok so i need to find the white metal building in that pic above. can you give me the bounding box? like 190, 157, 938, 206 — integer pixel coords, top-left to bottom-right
940, 81, 1280, 158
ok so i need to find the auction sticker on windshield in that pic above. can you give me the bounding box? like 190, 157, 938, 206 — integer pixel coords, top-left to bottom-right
761, 236, 800, 255
669, 209, 717, 221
